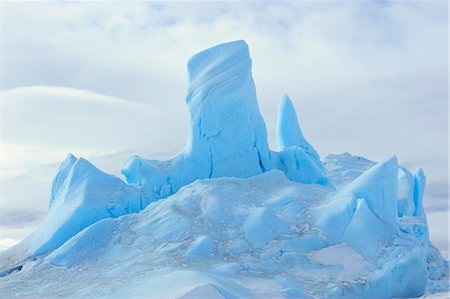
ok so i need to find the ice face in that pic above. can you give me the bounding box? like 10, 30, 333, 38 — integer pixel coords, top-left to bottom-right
312, 156, 400, 248
37, 157, 141, 255
49, 153, 77, 208
184, 40, 272, 179
413, 167, 427, 220
397, 166, 415, 217
0, 156, 140, 269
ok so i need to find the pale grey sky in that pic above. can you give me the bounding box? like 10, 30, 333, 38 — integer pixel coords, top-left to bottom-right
1, 1, 448, 256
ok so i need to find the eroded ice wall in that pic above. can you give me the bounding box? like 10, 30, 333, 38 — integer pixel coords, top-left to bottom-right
123, 40, 328, 203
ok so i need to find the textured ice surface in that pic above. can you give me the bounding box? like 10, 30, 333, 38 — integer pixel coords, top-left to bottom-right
0, 156, 140, 270
0, 40, 448, 298
276, 94, 325, 176
312, 156, 400, 243
121, 40, 329, 207
1, 164, 447, 298
122, 40, 274, 206
272, 95, 328, 185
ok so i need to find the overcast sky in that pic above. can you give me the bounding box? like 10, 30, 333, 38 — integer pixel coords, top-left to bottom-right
1, 1, 448, 256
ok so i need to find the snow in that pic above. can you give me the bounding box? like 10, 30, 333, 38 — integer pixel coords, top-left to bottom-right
0, 40, 448, 298
178, 284, 227, 299
184, 235, 216, 261
46, 218, 117, 267
243, 207, 290, 248
307, 243, 374, 281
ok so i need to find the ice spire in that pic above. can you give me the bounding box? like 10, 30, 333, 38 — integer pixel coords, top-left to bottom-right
272, 94, 327, 185
277, 95, 324, 168
277, 94, 305, 150
184, 40, 272, 178
337, 156, 399, 228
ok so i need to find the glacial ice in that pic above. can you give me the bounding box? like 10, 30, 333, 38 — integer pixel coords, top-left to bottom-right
0, 40, 448, 298
49, 153, 77, 208
0, 155, 140, 270
397, 166, 415, 217
312, 156, 400, 242
276, 95, 324, 171
121, 40, 329, 207
243, 207, 291, 248
122, 40, 273, 205
413, 168, 427, 220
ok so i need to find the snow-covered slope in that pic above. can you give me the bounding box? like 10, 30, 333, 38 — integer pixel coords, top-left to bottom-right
0, 40, 448, 298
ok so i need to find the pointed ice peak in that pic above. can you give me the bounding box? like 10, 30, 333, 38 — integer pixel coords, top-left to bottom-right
312, 156, 399, 245
49, 157, 95, 207
65, 153, 77, 161
277, 94, 305, 150
52, 157, 123, 207
338, 156, 399, 228
71, 157, 98, 171
276, 94, 326, 173
65, 158, 114, 189
59, 153, 77, 172
49, 154, 78, 208
62, 153, 77, 164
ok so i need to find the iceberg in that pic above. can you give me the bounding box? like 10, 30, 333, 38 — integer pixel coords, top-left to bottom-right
0, 40, 448, 298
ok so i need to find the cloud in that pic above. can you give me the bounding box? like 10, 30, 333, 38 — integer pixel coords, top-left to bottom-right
0, 238, 20, 251
3, 86, 187, 151
0, 210, 46, 227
